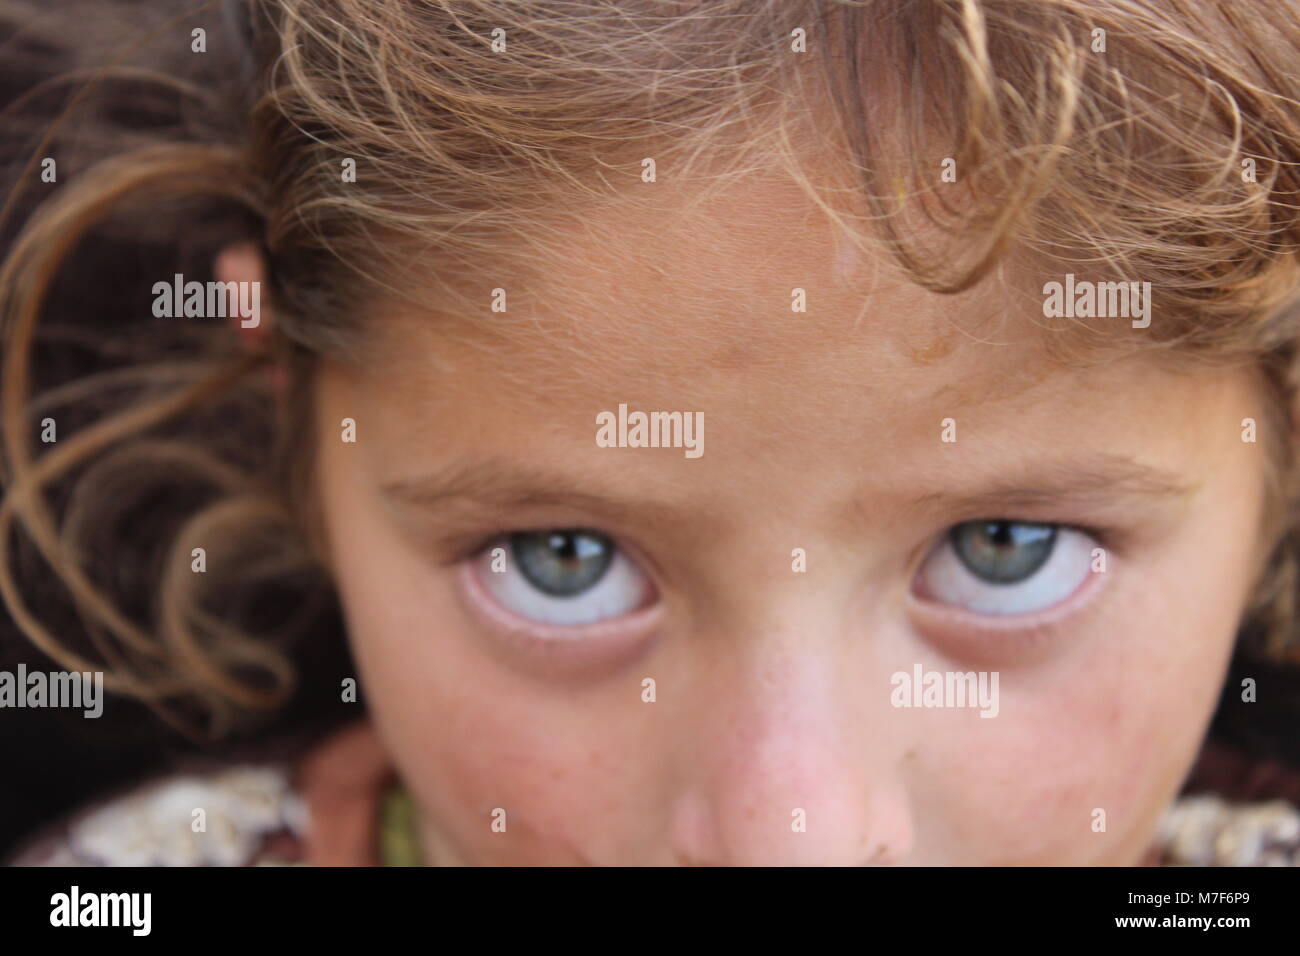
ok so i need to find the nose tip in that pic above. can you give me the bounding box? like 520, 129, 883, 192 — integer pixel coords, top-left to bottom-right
668, 781, 913, 866
667, 618, 914, 866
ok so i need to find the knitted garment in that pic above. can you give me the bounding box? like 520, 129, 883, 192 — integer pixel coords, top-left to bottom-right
8, 765, 309, 866
1154, 794, 1300, 866
8, 761, 1300, 866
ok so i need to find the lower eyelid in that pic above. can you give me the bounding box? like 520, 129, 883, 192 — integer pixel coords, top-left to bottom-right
455, 560, 664, 675
906, 560, 1109, 666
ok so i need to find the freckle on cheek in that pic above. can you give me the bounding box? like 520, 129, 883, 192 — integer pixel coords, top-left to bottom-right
910, 334, 955, 364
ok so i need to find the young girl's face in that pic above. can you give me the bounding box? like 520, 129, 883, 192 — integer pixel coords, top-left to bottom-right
311, 173, 1272, 865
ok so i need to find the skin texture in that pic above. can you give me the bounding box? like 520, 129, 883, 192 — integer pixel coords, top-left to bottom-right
223, 167, 1273, 865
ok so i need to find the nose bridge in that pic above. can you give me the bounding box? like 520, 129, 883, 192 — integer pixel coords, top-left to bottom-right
670, 610, 914, 865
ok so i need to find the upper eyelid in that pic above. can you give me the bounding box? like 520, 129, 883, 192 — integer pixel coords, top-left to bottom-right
427, 495, 1157, 554
904, 483, 1191, 550
383, 455, 1190, 566
461, 519, 1108, 571
949, 517, 1109, 540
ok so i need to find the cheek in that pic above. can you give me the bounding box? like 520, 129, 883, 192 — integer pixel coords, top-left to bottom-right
352, 609, 653, 864
917, 534, 1250, 864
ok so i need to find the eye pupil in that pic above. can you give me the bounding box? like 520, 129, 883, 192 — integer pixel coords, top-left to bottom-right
513, 529, 615, 597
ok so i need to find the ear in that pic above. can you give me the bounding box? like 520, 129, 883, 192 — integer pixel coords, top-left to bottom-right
213, 241, 270, 350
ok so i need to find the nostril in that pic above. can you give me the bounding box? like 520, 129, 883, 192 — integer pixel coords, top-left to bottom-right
674, 850, 720, 867
864, 841, 900, 865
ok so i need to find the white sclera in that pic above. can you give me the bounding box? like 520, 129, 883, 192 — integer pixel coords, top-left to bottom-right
479, 541, 649, 629
918, 526, 1095, 616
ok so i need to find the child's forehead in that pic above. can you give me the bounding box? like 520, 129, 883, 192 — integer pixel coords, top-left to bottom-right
387, 168, 1075, 410
347, 170, 1254, 533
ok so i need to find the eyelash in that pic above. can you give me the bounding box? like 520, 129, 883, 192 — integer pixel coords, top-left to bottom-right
955, 518, 1113, 550
455, 520, 1122, 578
443, 529, 516, 566
1060, 520, 1111, 547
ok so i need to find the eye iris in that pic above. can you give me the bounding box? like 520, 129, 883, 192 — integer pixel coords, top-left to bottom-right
512, 529, 614, 597
951, 520, 1056, 584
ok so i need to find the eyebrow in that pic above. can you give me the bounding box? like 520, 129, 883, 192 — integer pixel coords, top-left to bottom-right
381, 453, 1202, 527
381, 459, 681, 527
902, 454, 1202, 518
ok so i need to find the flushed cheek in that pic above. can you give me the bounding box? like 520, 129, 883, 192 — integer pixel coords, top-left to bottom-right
411, 719, 642, 864
399, 656, 672, 863
910, 720, 1105, 863
335, 561, 662, 863
912, 661, 1193, 864
925, 555, 1240, 864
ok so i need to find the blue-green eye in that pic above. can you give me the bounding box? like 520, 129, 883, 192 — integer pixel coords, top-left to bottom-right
950, 521, 1057, 584
512, 530, 614, 597
918, 520, 1096, 616
477, 528, 652, 628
